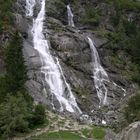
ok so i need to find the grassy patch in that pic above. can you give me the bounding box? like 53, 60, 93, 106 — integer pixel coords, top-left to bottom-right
81, 128, 91, 138
92, 126, 106, 139
81, 126, 106, 140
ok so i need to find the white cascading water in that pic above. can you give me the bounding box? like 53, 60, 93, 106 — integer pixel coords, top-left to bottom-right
66, 5, 126, 108
87, 37, 127, 106
66, 4, 108, 106
87, 37, 109, 106
113, 82, 126, 96
25, 0, 81, 114
25, 0, 35, 16
56, 58, 82, 113
67, 5, 75, 27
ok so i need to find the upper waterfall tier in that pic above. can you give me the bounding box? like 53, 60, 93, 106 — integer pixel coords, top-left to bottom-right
67, 5, 75, 27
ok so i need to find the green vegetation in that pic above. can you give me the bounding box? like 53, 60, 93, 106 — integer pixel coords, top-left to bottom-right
0, 94, 32, 137
124, 92, 140, 123
116, 91, 140, 132
54, 0, 65, 10
50, 23, 63, 33
92, 127, 106, 139
0, 0, 15, 31
81, 126, 106, 140
32, 104, 46, 126
30, 126, 106, 140
106, 0, 140, 11
32, 131, 86, 140
81, 6, 100, 26
0, 0, 46, 138
0, 32, 27, 101
106, 0, 140, 84
5, 32, 27, 93
0, 33, 47, 138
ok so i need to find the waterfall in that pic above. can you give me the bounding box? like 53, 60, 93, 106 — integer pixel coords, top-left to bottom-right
66, 5, 126, 108
87, 37, 110, 106
25, 0, 35, 16
67, 5, 75, 27
25, 0, 81, 114
87, 37, 127, 106
66, 5, 109, 105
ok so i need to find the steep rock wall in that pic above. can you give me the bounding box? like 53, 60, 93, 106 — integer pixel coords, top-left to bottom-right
15, 0, 138, 124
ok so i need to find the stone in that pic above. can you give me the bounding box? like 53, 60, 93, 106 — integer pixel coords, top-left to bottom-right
105, 129, 116, 140
116, 121, 140, 140
23, 41, 42, 69
105, 122, 140, 140
14, 13, 29, 33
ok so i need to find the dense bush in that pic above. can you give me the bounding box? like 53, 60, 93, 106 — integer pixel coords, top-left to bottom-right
80, 6, 100, 26
0, 94, 32, 137
106, 0, 140, 11
32, 104, 46, 125
124, 92, 140, 123
0, 0, 14, 31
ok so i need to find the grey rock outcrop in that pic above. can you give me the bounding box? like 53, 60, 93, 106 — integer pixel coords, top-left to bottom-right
105, 122, 140, 140
116, 121, 140, 140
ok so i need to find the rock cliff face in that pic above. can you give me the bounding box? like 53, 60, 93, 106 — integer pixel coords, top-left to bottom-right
14, 0, 138, 125
117, 121, 140, 140
105, 121, 140, 140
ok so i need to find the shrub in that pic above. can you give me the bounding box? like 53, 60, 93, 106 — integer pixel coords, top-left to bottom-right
81, 7, 100, 26
123, 20, 137, 36
107, 0, 140, 11
0, 0, 15, 31
0, 94, 32, 138
124, 92, 140, 123
32, 104, 46, 125
92, 126, 106, 139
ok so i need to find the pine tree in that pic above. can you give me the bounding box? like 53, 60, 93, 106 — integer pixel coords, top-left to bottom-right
4, 32, 27, 93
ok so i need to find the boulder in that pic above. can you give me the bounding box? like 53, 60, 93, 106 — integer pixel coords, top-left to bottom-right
104, 122, 140, 140
116, 121, 140, 140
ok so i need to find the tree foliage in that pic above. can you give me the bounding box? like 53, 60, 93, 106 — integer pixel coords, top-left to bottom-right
33, 104, 46, 125
0, 94, 32, 137
4, 32, 27, 93
0, 0, 14, 31
0, 32, 46, 138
